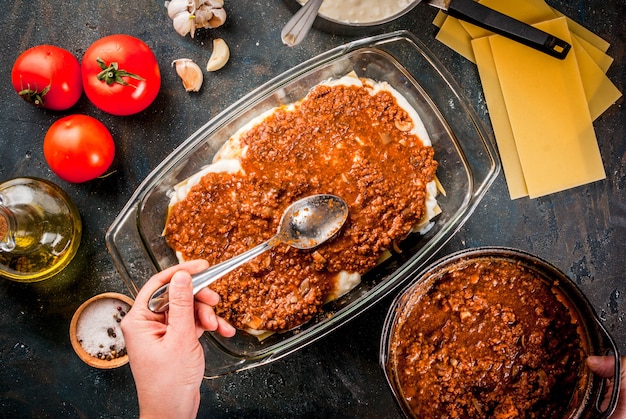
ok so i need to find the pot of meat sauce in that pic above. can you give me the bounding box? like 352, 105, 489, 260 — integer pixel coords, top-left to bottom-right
380, 247, 620, 418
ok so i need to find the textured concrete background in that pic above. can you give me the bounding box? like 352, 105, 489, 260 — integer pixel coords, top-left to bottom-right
0, 0, 624, 417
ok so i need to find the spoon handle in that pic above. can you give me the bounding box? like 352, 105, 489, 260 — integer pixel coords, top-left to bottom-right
191, 239, 273, 294
281, 0, 323, 47
147, 238, 275, 313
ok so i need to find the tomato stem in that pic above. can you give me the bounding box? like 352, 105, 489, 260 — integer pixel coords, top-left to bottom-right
18, 76, 51, 107
95, 57, 145, 87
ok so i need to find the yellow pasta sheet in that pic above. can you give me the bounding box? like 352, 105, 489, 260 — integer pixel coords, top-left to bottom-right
433, 0, 621, 198
485, 18, 606, 198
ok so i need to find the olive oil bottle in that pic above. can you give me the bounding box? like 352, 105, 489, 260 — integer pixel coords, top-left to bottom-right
0, 177, 81, 282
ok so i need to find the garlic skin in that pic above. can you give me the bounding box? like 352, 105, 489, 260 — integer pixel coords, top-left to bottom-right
165, 0, 227, 38
171, 12, 194, 38
166, 0, 189, 18
206, 38, 230, 72
172, 59, 203, 92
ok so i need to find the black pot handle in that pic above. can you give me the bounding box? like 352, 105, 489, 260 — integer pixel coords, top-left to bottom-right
446, 0, 571, 59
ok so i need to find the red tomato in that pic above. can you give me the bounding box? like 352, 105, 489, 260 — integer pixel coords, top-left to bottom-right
81, 34, 161, 116
11, 45, 82, 111
44, 115, 115, 183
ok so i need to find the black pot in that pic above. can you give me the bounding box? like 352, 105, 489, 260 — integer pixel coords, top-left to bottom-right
380, 247, 620, 419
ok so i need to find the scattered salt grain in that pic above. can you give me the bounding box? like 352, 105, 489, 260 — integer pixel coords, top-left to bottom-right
76, 298, 130, 360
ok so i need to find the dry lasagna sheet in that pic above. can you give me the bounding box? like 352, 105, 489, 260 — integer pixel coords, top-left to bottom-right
164, 74, 440, 337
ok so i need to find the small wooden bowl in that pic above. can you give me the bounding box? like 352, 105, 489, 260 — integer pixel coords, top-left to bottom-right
69, 292, 134, 369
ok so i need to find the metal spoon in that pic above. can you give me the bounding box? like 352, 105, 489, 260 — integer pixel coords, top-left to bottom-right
148, 194, 349, 313
281, 0, 323, 47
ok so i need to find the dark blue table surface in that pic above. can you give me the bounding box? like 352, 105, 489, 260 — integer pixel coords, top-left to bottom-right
0, 1, 624, 417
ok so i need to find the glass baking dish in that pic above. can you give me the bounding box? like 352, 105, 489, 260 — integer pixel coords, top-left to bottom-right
106, 30, 500, 377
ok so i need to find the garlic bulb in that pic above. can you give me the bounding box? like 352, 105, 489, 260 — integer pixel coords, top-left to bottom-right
172, 59, 203, 92
165, 0, 227, 38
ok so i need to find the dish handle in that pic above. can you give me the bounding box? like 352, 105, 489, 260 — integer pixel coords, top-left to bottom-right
589, 317, 621, 419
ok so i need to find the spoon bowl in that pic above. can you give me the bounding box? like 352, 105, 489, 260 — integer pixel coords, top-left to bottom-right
276, 193, 348, 249
148, 194, 348, 313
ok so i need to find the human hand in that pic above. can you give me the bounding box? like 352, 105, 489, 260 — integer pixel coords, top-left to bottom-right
587, 355, 626, 418
121, 260, 236, 418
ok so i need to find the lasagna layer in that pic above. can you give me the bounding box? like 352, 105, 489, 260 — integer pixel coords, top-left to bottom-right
164, 76, 439, 333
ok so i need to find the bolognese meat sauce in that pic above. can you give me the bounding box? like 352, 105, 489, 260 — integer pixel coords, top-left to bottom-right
165, 80, 438, 332
390, 258, 585, 419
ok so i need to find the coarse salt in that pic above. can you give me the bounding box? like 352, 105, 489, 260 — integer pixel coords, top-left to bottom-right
76, 297, 130, 359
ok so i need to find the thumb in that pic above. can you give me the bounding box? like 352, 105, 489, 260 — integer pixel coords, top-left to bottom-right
587, 355, 616, 378
166, 270, 196, 340
588, 355, 626, 416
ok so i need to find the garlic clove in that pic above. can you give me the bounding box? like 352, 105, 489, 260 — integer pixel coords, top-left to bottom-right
166, 0, 190, 19
207, 8, 226, 28
172, 12, 194, 37
194, 9, 214, 29
172, 59, 203, 92
206, 38, 230, 72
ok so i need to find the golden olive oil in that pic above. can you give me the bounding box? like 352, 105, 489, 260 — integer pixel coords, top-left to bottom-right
0, 178, 81, 282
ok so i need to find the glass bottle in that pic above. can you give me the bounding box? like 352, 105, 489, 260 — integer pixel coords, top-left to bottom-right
0, 177, 82, 282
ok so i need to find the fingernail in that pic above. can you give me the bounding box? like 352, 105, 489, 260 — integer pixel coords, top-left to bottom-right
224, 321, 236, 335
171, 270, 191, 287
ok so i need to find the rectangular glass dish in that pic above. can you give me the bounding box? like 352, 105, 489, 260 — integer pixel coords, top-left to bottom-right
106, 30, 500, 377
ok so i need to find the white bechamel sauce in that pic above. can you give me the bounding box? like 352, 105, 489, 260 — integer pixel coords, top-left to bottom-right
299, 0, 415, 24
